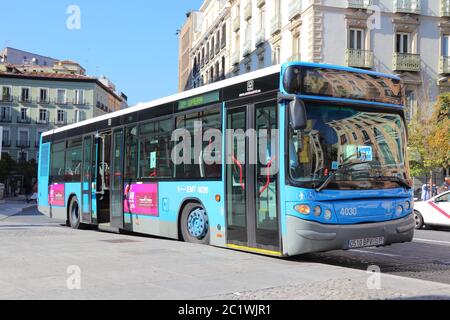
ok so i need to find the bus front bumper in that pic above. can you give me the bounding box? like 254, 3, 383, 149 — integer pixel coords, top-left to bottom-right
285, 214, 415, 256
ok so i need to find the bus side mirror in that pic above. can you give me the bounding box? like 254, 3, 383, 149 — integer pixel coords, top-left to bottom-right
289, 98, 307, 130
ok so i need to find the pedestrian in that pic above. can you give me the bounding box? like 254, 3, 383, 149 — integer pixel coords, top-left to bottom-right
421, 183, 431, 201
439, 177, 450, 194
27, 181, 38, 203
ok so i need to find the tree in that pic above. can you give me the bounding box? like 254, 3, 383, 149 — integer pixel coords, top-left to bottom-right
408, 93, 450, 178
0, 153, 16, 183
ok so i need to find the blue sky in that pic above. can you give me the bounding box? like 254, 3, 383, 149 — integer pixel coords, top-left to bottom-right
0, 0, 204, 105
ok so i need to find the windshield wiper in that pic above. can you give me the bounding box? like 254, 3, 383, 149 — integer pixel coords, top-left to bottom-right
316, 161, 372, 192
373, 175, 412, 189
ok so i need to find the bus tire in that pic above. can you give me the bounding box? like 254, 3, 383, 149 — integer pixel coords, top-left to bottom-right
180, 202, 210, 245
68, 197, 82, 230
414, 210, 424, 230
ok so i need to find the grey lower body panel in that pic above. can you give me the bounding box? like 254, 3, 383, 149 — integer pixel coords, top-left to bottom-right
286, 214, 415, 256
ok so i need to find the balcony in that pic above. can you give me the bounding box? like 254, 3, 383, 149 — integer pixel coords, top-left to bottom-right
19, 97, 32, 104
2, 139, 11, 148
233, 15, 240, 32
288, 54, 301, 62
255, 29, 265, 46
37, 118, 50, 125
55, 119, 67, 126
394, 0, 421, 14
345, 49, 374, 69
288, 0, 302, 20
347, 0, 373, 9
0, 96, 13, 104
244, 3, 252, 21
441, 0, 450, 17
38, 98, 50, 105
16, 140, 31, 148
73, 99, 87, 106
0, 115, 12, 123
17, 116, 32, 124
231, 51, 241, 65
55, 99, 68, 106
393, 53, 421, 72
257, 0, 265, 8
439, 56, 450, 74
243, 40, 252, 56
270, 15, 282, 35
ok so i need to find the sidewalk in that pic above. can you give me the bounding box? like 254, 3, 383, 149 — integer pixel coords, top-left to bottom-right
0, 198, 37, 221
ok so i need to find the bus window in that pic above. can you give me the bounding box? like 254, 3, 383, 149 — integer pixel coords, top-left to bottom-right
139, 118, 173, 178
124, 126, 138, 180
50, 142, 65, 183
64, 139, 82, 182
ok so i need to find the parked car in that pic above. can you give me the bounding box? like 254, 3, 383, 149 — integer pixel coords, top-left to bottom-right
414, 191, 450, 229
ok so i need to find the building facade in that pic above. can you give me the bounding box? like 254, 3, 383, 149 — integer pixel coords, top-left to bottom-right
0, 62, 125, 161
0, 47, 58, 67
179, 0, 450, 120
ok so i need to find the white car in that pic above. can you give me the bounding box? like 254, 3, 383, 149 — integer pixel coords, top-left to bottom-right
414, 191, 450, 229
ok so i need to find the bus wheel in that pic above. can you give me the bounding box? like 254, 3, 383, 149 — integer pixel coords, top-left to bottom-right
68, 197, 82, 230
181, 203, 210, 244
414, 210, 424, 230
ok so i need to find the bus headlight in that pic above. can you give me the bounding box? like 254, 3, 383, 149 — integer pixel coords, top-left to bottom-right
324, 209, 332, 221
295, 205, 311, 215
396, 205, 403, 216
313, 206, 322, 217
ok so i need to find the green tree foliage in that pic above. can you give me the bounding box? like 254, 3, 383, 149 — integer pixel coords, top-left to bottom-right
408, 93, 450, 177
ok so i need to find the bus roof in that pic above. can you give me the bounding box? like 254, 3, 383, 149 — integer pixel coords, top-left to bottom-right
42, 63, 400, 137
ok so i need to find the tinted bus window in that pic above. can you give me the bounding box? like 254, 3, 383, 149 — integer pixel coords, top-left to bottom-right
139, 118, 173, 179
174, 108, 222, 179
65, 144, 82, 182
124, 126, 138, 180
50, 142, 66, 183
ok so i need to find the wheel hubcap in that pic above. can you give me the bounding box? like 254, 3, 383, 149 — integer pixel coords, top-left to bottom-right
187, 208, 208, 239
414, 214, 420, 227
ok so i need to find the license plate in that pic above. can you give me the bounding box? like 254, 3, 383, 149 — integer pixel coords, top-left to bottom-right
348, 237, 385, 249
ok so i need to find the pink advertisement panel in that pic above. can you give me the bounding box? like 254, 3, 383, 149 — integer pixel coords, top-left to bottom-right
124, 183, 158, 216
49, 184, 65, 207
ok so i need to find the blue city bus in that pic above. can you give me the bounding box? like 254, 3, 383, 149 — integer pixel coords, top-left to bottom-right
37, 62, 415, 257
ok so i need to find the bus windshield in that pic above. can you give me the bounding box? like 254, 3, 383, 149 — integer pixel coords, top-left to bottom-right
288, 103, 410, 190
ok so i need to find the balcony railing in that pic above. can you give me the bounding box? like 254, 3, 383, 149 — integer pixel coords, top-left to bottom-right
17, 116, 32, 124
73, 99, 87, 106
233, 15, 240, 32
38, 98, 50, 105
439, 56, 450, 74
243, 40, 252, 56
55, 99, 68, 105
255, 29, 265, 46
244, 3, 252, 21
2, 140, 11, 147
288, 54, 301, 62
441, 0, 450, 17
257, 0, 265, 8
19, 97, 32, 104
55, 119, 67, 126
393, 53, 421, 72
0, 115, 12, 123
270, 15, 282, 35
0, 96, 13, 103
345, 49, 374, 69
394, 0, 421, 14
231, 51, 241, 65
288, 0, 302, 20
16, 140, 31, 148
37, 118, 50, 125
347, 0, 373, 9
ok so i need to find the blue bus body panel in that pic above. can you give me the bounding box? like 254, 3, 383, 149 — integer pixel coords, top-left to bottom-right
284, 185, 413, 225
37, 142, 51, 208
64, 183, 82, 208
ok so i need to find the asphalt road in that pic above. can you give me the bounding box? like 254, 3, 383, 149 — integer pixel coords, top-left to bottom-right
1, 207, 449, 300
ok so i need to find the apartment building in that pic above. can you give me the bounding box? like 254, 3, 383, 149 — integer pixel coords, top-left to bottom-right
0, 60, 126, 161
179, 0, 450, 119
0, 47, 58, 67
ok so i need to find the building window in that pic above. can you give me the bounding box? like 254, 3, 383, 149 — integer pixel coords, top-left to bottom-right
21, 88, 30, 102
258, 53, 265, 69
1, 106, 11, 121
292, 32, 300, 60
74, 90, 85, 105
349, 28, 365, 50
405, 90, 416, 121
39, 88, 48, 103
19, 108, 28, 122
2, 129, 10, 146
259, 6, 266, 31
57, 110, 65, 124
18, 129, 29, 148
1, 86, 11, 101
18, 151, 28, 162
56, 89, 66, 104
273, 46, 281, 64
396, 32, 411, 53
39, 109, 48, 123
442, 35, 450, 57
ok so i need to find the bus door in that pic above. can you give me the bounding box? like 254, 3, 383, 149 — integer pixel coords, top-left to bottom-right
96, 131, 112, 224
110, 128, 124, 229
81, 135, 95, 224
226, 100, 280, 254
